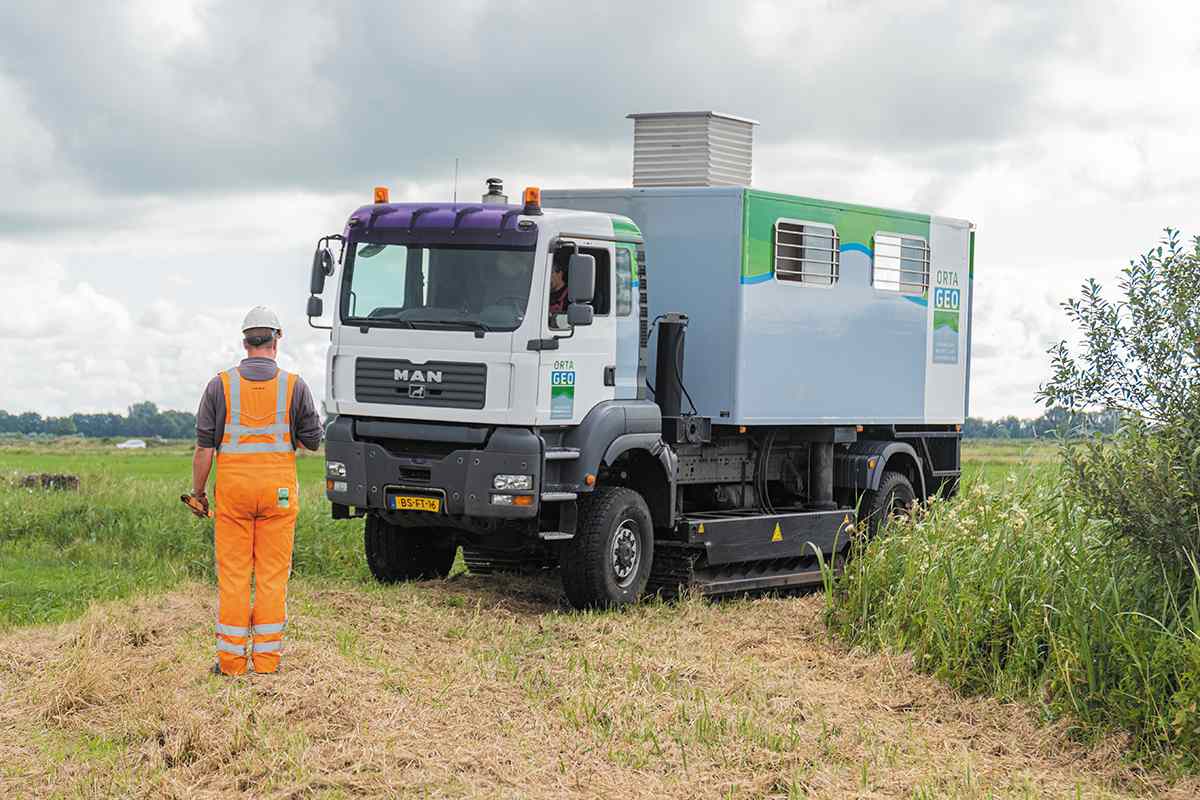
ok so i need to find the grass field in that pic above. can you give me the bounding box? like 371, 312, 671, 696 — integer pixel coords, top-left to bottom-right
7, 436, 1196, 797
0, 437, 1055, 632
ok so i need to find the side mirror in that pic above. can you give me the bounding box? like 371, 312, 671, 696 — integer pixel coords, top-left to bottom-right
567, 303, 593, 327
310, 246, 335, 295
567, 253, 595, 303
307, 296, 324, 318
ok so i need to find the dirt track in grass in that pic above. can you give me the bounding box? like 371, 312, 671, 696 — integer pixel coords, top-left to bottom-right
1, 574, 1195, 799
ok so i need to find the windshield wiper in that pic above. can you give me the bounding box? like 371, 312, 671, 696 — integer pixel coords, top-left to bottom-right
411, 319, 493, 336
357, 318, 415, 332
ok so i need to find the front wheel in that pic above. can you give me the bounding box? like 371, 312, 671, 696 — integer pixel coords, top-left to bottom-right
560, 487, 654, 609
364, 516, 457, 582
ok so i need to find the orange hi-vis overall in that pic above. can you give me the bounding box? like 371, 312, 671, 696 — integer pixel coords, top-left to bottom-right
214, 366, 299, 675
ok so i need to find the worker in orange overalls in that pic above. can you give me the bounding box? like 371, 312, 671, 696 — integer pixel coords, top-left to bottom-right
189, 307, 323, 676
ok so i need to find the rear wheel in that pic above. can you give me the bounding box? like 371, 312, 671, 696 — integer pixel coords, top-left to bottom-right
364, 515, 457, 582
858, 470, 916, 536
560, 487, 654, 609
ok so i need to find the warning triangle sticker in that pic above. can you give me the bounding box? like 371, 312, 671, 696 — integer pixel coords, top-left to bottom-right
696, 523, 705, 535
771, 523, 783, 542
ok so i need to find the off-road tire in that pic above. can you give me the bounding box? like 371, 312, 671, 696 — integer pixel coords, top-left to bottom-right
364, 516, 457, 582
560, 487, 654, 609
858, 470, 916, 536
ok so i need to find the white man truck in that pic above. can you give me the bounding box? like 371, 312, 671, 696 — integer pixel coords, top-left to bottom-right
308, 112, 973, 608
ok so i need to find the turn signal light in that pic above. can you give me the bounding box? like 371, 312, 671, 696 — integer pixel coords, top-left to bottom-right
513, 495, 534, 507
374, 186, 390, 203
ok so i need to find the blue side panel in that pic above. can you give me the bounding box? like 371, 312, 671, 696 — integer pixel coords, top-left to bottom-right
543, 187, 943, 425
544, 188, 744, 419
735, 249, 927, 424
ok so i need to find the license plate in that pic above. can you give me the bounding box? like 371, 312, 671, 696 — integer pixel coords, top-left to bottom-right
389, 494, 441, 512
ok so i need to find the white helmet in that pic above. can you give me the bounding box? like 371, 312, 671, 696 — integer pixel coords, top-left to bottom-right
241, 305, 282, 334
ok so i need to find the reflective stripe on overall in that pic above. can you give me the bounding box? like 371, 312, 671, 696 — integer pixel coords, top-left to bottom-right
214, 367, 298, 675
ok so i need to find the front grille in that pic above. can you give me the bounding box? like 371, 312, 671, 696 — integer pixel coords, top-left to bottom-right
355, 358, 487, 410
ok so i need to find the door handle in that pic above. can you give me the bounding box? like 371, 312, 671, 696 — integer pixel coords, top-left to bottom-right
603, 366, 615, 386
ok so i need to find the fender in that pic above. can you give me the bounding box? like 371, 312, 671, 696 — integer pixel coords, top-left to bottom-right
835, 440, 926, 498
603, 433, 662, 466
558, 400, 662, 488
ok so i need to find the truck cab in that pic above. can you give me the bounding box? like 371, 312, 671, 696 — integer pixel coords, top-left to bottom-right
313, 188, 671, 605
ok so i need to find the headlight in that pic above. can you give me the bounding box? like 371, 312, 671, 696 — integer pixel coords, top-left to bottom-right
491, 493, 514, 506
493, 474, 532, 491
327, 461, 347, 478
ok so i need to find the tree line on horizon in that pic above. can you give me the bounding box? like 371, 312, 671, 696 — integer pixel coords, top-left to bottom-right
0, 402, 1118, 442
0, 402, 196, 440
962, 407, 1120, 439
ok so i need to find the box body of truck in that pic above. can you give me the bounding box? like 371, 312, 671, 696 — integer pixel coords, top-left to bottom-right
542, 187, 974, 426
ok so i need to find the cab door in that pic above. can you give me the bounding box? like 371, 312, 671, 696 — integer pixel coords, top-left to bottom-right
536, 238, 616, 425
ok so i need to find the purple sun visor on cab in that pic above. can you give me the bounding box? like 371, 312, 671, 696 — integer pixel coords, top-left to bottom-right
344, 203, 539, 249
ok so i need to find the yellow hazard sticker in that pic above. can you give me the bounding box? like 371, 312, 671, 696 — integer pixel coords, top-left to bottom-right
771, 523, 783, 542
696, 523, 705, 535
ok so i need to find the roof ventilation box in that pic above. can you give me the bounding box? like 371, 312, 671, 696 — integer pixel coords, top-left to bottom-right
627, 111, 758, 188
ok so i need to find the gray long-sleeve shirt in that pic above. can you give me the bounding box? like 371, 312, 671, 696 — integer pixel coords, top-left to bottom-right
196, 357, 323, 450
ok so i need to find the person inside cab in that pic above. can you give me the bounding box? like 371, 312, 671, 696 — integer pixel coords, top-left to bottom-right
548, 252, 569, 328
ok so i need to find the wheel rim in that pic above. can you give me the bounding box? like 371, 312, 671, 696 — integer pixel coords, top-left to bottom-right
610, 518, 641, 588
887, 492, 913, 522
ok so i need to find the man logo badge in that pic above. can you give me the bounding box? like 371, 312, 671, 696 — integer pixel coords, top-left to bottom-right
408, 385, 426, 399
394, 369, 443, 383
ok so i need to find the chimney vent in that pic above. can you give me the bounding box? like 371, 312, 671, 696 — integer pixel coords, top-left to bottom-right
482, 177, 507, 205
627, 111, 758, 188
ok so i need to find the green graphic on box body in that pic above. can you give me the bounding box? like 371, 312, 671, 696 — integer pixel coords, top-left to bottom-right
933, 309, 960, 333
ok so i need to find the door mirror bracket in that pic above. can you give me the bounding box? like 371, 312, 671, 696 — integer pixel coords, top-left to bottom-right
307, 234, 341, 331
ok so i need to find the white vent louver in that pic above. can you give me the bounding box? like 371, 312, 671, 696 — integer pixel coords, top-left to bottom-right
628, 111, 758, 188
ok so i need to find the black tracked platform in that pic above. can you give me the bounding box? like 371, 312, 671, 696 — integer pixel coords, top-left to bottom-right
648, 507, 855, 598
647, 542, 834, 598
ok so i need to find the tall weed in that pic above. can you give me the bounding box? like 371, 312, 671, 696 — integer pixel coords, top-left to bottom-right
827, 471, 1200, 764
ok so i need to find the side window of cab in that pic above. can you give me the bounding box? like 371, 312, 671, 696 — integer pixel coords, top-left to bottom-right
548, 244, 612, 329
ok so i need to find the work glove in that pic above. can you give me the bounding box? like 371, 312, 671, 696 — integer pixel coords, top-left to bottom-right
181, 491, 211, 518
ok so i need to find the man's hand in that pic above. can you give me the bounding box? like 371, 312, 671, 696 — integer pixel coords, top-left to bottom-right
182, 491, 211, 518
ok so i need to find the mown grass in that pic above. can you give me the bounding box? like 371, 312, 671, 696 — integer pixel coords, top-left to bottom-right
2, 578, 1185, 798
825, 467, 1200, 768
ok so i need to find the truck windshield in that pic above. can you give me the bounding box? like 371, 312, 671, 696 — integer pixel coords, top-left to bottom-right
341, 242, 535, 332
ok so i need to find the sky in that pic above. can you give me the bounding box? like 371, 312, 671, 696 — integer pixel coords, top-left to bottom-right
1, 0, 1198, 420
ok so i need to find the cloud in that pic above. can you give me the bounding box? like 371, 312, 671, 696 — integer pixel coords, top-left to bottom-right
0, 1, 1069, 204
0, 246, 325, 415
1, 0, 1199, 418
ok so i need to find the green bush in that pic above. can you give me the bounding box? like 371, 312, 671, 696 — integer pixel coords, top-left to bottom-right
1041, 230, 1200, 567
826, 471, 1200, 763
1061, 420, 1200, 570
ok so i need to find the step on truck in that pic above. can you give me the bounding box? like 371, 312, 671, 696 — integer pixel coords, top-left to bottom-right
307, 112, 974, 608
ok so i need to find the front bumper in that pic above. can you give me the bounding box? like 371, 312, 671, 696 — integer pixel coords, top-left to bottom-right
324, 416, 541, 520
